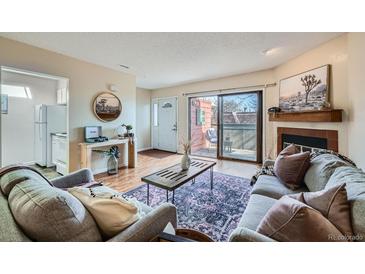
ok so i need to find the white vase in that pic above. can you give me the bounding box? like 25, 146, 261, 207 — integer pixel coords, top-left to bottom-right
181, 153, 191, 170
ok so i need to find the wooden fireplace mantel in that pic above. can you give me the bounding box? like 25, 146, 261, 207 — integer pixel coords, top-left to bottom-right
268, 109, 343, 122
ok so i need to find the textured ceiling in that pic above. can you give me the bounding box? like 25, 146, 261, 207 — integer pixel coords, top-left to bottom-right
0, 32, 342, 89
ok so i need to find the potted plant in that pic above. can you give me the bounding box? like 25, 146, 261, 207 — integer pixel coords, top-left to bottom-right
122, 124, 134, 137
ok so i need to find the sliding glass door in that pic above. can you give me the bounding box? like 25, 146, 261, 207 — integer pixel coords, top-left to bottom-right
219, 92, 262, 162
189, 90, 262, 163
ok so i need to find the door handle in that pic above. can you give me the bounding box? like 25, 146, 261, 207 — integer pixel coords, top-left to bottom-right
172, 124, 177, 131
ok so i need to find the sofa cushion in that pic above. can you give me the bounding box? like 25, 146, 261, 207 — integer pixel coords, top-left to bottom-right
326, 166, 365, 241
0, 168, 50, 196
68, 186, 144, 239
256, 196, 347, 242
8, 179, 102, 242
274, 144, 311, 190
304, 154, 349, 192
238, 194, 277, 231
0, 189, 30, 242
252, 175, 309, 200
288, 184, 353, 238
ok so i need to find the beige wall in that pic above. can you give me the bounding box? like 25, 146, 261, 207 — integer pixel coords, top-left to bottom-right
348, 33, 365, 169
136, 88, 151, 150
0, 37, 136, 172
151, 34, 349, 159
269, 34, 349, 158
152, 69, 275, 154
2, 34, 361, 169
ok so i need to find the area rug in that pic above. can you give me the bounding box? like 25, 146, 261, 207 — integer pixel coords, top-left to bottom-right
125, 171, 252, 242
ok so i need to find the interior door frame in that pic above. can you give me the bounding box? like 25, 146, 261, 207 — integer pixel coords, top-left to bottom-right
188, 90, 263, 164
151, 96, 178, 153
0, 66, 70, 172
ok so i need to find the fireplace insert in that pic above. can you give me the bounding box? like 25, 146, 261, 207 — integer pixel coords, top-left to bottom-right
282, 134, 327, 153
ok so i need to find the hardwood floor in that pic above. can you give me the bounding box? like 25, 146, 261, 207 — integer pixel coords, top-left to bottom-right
95, 150, 258, 193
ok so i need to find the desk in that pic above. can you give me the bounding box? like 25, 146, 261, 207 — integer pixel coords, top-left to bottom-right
79, 138, 136, 173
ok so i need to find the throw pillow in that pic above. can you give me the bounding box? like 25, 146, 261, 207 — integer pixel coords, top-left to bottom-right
0, 167, 52, 196
68, 186, 143, 238
274, 144, 310, 190
325, 166, 365, 241
256, 196, 347, 242
288, 183, 353, 238
8, 178, 102, 241
304, 154, 350, 192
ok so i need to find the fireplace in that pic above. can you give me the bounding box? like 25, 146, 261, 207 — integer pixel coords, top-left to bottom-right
277, 127, 338, 155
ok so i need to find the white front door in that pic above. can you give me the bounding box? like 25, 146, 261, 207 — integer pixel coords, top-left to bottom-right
152, 97, 177, 152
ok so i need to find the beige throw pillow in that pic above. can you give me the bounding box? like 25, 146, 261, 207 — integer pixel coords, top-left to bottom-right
68, 186, 142, 238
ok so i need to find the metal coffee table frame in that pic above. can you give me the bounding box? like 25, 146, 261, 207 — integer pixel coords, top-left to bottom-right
141, 158, 216, 205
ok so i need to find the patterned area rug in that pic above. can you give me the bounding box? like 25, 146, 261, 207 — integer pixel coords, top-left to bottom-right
125, 171, 252, 242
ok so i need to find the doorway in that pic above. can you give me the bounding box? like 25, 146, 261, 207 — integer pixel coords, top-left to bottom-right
152, 97, 178, 153
188, 90, 262, 163
0, 66, 70, 178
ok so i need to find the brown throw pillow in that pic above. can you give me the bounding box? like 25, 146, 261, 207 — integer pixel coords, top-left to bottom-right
274, 144, 310, 189
288, 183, 353, 238
256, 196, 347, 242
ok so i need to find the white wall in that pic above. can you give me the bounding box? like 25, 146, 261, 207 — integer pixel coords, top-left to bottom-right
348, 33, 365, 170
136, 88, 151, 151
1, 71, 57, 166
0, 37, 136, 172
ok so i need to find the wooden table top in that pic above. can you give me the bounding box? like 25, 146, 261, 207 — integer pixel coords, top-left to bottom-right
141, 158, 216, 191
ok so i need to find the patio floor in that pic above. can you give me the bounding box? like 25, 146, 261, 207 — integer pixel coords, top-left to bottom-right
192, 147, 256, 161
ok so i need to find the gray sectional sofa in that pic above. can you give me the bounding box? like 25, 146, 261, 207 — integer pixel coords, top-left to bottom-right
0, 166, 177, 242
229, 154, 365, 242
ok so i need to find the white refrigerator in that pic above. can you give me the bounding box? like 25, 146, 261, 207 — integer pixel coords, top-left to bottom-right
34, 104, 67, 167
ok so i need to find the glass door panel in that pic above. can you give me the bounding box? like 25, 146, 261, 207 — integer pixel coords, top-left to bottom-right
189, 96, 218, 158
220, 92, 258, 161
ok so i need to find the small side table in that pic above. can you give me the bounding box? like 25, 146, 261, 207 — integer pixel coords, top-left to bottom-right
152, 228, 214, 242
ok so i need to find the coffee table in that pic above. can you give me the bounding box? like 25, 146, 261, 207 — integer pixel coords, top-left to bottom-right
141, 158, 216, 205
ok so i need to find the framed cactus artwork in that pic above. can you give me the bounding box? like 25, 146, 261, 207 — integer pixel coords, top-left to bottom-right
279, 64, 330, 112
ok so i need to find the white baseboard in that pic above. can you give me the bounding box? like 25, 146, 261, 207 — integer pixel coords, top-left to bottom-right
137, 147, 152, 152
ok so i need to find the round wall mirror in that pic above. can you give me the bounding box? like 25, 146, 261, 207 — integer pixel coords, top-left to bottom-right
93, 92, 122, 122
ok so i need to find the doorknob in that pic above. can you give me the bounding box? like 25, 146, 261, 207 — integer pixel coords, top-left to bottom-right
172, 124, 177, 131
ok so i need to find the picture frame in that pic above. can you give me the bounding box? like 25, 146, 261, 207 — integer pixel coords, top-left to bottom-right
279, 64, 330, 112
1, 94, 8, 114
93, 92, 122, 122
